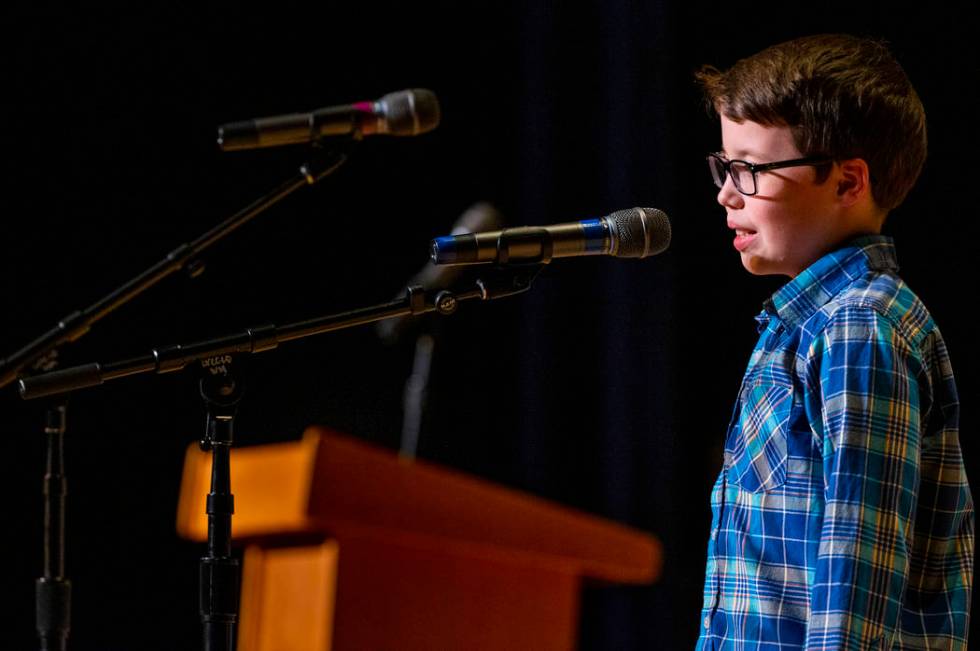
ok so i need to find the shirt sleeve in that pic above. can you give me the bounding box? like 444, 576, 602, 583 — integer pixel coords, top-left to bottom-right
803, 304, 923, 650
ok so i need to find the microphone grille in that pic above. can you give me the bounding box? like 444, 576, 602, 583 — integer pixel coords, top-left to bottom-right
380, 88, 441, 136
608, 207, 671, 258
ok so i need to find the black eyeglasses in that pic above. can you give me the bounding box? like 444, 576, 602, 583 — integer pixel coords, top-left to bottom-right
707, 152, 832, 196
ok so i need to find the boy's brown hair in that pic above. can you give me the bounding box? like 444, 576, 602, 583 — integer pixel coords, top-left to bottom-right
696, 34, 926, 212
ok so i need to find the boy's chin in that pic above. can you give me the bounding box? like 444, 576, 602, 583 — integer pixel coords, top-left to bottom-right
739, 253, 796, 278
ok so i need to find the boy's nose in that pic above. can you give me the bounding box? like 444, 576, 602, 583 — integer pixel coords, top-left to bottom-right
716, 175, 744, 210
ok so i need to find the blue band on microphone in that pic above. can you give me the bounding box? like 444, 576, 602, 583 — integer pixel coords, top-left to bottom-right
431, 235, 461, 264
581, 219, 606, 252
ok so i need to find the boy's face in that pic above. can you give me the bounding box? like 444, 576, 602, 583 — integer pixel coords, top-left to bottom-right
717, 116, 849, 277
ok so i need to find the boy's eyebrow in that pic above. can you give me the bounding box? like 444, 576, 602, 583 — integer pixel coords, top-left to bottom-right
722, 147, 759, 159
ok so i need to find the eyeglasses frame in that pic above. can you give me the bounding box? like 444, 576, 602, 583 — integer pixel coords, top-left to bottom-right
707, 152, 833, 196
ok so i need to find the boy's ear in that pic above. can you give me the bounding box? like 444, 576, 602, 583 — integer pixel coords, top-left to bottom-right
836, 158, 871, 206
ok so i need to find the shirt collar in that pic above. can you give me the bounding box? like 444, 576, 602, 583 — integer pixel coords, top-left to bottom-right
761, 235, 899, 328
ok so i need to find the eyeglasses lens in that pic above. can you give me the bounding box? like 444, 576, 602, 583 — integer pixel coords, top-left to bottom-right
708, 156, 755, 195
708, 156, 727, 189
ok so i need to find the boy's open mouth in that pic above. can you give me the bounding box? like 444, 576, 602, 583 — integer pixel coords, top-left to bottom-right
733, 230, 757, 251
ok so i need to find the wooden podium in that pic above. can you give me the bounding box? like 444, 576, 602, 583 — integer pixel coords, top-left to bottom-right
176, 427, 661, 651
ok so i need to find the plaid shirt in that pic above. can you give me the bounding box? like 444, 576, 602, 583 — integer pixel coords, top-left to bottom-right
696, 236, 973, 650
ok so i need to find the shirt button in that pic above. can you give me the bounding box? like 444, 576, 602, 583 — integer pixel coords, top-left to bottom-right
703, 616, 711, 629
711, 529, 718, 540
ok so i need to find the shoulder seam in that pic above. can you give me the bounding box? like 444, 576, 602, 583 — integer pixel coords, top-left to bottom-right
818, 271, 922, 347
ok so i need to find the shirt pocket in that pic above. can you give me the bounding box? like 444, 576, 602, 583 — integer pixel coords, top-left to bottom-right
725, 381, 793, 493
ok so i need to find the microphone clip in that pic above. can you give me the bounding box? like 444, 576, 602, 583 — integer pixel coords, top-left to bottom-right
476, 264, 546, 301
495, 228, 554, 265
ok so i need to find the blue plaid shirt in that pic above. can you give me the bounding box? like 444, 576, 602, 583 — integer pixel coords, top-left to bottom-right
697, 236, 973, 650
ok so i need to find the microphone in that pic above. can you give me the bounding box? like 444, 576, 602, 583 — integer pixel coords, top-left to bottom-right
217, 88, 441, 151
377, 202, 505, 344
430, 207, 670, 266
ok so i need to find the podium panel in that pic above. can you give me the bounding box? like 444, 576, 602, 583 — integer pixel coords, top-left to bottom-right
239, 541, 338, 651
331, 530, 578, 651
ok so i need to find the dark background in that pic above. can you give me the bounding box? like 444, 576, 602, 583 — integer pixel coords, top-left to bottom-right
1, 3, 976, 649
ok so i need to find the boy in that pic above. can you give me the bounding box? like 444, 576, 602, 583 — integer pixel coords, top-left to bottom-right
695, 35, 973, 649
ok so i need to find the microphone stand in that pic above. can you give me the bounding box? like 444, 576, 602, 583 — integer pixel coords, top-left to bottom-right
18, 264, 545, 651
0, 143, 352, 651
36, 398, 69, 651
198, 354, 246, 651
399, 333, 435, 459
